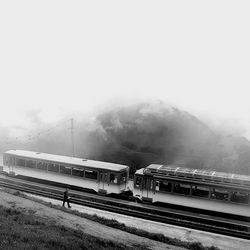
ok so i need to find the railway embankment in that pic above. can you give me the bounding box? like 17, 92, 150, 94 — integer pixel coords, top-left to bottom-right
0, 188, 186, 250
0, 188, 249, 250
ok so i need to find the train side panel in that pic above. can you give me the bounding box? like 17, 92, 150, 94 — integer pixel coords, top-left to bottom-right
11, 166, 128, 194
134, 183, 250, 217
133, 168, 250, 217
3, 151, 129, 195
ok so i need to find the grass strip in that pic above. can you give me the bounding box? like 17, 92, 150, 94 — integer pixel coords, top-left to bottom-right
0, 205, 145, 250
3, 188, 220, 250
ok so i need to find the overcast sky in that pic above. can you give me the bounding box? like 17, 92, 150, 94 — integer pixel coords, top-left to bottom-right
0, 2, 250, 137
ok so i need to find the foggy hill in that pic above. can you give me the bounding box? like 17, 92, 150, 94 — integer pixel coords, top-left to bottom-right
2, 102, 250, 175
83, 102, 250, 175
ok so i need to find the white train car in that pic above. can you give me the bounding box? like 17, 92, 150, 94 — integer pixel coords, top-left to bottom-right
134, 164, 250, 217
3, 150, 130, 195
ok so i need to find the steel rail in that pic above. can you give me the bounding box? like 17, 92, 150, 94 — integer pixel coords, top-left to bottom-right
0, 177, 249, 240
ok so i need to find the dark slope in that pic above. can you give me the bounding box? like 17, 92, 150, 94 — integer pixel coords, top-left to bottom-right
83, 102, 250, 175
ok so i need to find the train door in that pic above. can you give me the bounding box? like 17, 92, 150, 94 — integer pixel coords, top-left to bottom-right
5, 155, 15, 175
142, 177, 153, 202
98, 171, 109, 194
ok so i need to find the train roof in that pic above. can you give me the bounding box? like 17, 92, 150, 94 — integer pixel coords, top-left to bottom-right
144, 164, 250, 186
5, 150, 129, 172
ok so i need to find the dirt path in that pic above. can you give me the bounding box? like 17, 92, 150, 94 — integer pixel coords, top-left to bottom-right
0, 189, 185, 250
26, 192, 250, 250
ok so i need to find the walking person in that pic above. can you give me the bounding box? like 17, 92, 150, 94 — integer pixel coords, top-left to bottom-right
63, 188, 71, 208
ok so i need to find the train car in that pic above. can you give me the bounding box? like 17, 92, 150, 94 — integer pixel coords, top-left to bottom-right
133, 164, 250, 217
3, 150, 130, 195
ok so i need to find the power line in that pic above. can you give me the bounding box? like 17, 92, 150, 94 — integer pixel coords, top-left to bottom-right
1, 118, 73, 145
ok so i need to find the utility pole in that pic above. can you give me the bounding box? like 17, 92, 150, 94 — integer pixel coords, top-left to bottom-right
70, 118, 75, 157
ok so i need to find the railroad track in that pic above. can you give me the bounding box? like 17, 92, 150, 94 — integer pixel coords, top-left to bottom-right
0, 175, 249, 240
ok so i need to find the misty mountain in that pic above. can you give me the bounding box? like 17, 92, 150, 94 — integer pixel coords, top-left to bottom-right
2, 102, 250, 175
83, 102, 250, 175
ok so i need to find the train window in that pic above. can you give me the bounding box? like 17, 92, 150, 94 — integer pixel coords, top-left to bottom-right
155, 181, 160, 191
16, 158, 25, 167
99, 172, 105, 181
26, 160, 36, 168
110, 173, 118, 184
192, 185, 209, 198
3, 155, 8, 165
60, 165, 72, 175
150, 180, 154, 190
10, 157, 15, 165
231, 191, 249, 204
48, 163, 59, 172
173, 183, 191, 195
211, 188, 229, 201
135, 176, 142, 188
103, 173, 107, 181
120, 172, 127, 183
8, 157, 12, 165
72, 168, 84, 177
85, 170, 97, 179
37, 162, 47, 171
142, 178, 153, 189
159, 181, 172, 192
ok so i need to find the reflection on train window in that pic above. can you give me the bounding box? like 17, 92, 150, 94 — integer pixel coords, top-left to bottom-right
85, 170, 97, 179
60, 165, 72, 175
110, 173, 118, 184
72, 168, 84, 177
192, 185, 209, 198
37, 162, 47, 170
173, 183, 191, 195
231, 191, 249, 204
26, 160, 36, 168
211, 188, 229, 201
16, 158, 25, 167
159, 181, 172, 192
135, 177, 142, 188
48, 163, 59, 172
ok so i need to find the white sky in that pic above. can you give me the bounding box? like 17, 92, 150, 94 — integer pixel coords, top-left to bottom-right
0, 2, 250, 136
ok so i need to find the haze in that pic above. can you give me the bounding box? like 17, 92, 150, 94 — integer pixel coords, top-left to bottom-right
0, 2, 250, 138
